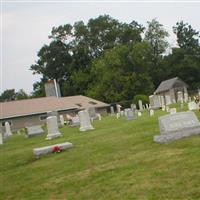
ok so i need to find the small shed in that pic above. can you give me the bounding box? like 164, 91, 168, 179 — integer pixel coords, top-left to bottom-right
154, 77, 189, 104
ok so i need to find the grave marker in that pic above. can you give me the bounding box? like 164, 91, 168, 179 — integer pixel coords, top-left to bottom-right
78, 110, 94, 132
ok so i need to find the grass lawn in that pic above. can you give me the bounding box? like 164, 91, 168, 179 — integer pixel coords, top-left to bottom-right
1, 105, 200, 200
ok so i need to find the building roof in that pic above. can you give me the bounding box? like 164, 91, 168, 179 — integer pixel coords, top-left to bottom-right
0, 95, 109, 120
154, 77, 188, 94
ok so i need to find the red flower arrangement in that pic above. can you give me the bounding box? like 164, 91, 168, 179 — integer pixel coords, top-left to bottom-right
52, 146, 61, 153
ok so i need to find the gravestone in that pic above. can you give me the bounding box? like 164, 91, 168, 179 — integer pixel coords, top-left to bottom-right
165, 95, 171, 105
162, 105, 166, 111
88, 107, 98, 120
0, 132, 3, 145
126, 109, 134, 120
78, 110, 94, 132
47, 111, 60, 125
46, 116, 62, 140
33, 142, 73, 157
150, 109, 154, 116
26, 125, 44, 137
166, 106, 170, 113
149, 95, 161, 109
138, 100, 143, 111
138, 112, 142, 117
188, 102, 198, 111
154, 111, 200, 143
4, 122, 12, 138
70, 116, 80, 127
120, 110, 124, 116
170, 108, 177, 114
146, 104, 149, 109
97, 113, 102, 121
110, 106, 114, 116
116, 113, 120, 119
124, 108, 129, 117
116, 104, 121, 113
59, 115, 65, 126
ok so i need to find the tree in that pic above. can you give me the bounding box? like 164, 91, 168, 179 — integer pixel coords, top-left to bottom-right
173, 21, 200, 55
0, 89, 16, 102
15, 89, 29, 100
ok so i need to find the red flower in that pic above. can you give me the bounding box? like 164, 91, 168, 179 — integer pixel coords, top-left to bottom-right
52, 146, 61, 153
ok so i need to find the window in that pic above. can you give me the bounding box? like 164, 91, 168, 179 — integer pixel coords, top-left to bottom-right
39, 115, 47, 121
88, 101, 97, 105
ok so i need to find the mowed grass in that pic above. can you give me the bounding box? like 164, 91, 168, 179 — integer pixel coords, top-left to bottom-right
1, 106, 200, 200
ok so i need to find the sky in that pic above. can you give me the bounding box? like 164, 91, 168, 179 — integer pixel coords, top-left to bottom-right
1, 0, 200, 94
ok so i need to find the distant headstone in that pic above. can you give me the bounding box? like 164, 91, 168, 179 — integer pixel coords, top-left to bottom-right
154, 111, 200, 143
124, 108, 129, 117
78, 110, 94, 132
110, 106, 114, 116
149, 95, 161, 109
162, 105, 166, 111
26, 125, 44, 137
116, 113, 120, 119
170, 108, 177, 114
150, 109, 154, 116
188, 102, 198, 111
166, 106, 170, 113
59, 115, 65, 126
87, 107, 98, 120
116, 104, 121, 113
70, 116, 80, 127
126, 109, 134, 120
97, 113, 102, 121
165, 95, 171, 105
46, 116, 62, 140
138, 112, 142, 117
138, 100, 143, 111
120, 110, 124, 116
0, 132, 3, 145
4, 122, 12, 138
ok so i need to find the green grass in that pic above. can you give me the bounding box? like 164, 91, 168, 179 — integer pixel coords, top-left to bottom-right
1, 106, 200, 200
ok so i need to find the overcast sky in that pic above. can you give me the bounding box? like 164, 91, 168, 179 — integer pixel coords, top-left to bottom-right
1, 1, 200, 94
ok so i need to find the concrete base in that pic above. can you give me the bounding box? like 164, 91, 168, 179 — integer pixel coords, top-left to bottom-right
154, 126, 200, 143
79, 125, 94, 132
33, 142, 73, 157
46, 132, 62, 140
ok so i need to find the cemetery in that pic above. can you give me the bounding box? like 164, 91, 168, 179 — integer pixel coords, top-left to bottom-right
1, 100, 200, 199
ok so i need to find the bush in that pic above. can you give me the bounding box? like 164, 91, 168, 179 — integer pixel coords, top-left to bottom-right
133, 94, 149, 109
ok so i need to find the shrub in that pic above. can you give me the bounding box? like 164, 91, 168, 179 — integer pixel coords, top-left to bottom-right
133, 94, 149, 108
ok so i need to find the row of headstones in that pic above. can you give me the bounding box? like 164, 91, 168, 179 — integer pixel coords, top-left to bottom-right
0, 109, 98, 145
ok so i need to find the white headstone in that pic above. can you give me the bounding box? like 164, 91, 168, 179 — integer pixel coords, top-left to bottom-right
116, 113, 120, 119
162, 105, 166, 111
97, 113, 102, 121
116, 104, 121, 113
78, 110, 94, 132
124, 108, 129, 117
188, 101, 198, 111
110, 106, 114, 116
166, 106, 170, 113
150, 109, 154, 116
138, 112, 142, 117
59, 115, 65, 126
170, 108, 177, 114
46, 116, 62, 140
149, 95, 161, 108
0, 132, 3, 145
138, 100, 143, 111
4, 122, 12, 138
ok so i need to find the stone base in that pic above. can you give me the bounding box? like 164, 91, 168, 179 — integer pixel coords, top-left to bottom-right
154, 126, 200, 143
46, 132, 62, 140
79, 125, 94, 132
33, 142, 73, 157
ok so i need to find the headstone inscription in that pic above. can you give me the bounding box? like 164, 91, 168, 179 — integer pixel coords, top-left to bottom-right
154, 111, 200, 143
46, 116, 62, 140
26, 125, 44, 137
78, 110, 94, 132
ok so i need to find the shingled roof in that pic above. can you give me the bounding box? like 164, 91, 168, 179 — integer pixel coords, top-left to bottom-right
0, 95, 109, 120
154, 77, 188, 94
